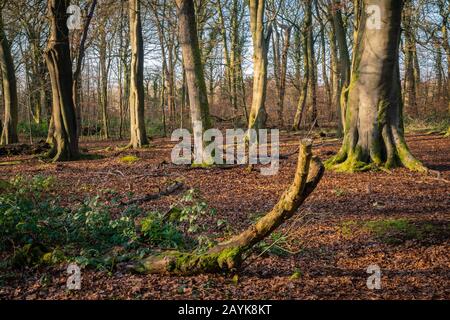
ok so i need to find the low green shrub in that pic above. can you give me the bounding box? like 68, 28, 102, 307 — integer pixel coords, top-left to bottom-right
0, 177, 216, 269
17, 121, 49, 138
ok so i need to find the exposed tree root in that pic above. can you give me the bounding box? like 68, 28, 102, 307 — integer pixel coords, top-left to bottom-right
131, 139, 324, 275
325, 135, 428, 174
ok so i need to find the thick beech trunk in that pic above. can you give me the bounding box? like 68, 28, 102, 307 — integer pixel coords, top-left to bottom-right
176, 0, 211, 133
133, 140, 324, 274
45, 0, 79, 161
326, 0, 426, 173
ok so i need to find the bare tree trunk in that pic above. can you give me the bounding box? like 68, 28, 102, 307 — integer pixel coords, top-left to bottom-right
216, 0, 234, 115
0, 12, 18, 145
438, 1, 450, 113
327, 7, 341, 130
316, 1, 331, 123
132, 140, 324, 274
293, 21, 310, 130
118, 0, 126, 139
233, 1, 248, 123
403, 2, 418, 116
248, 0, 272, 132
72, 0, 97, 138
332, 0, 351, 134
273, 25, 291, 129
176, 0, 211, 134
326, 0, 426, 173
45, 0, 79, 161
128, 0, 148, 148
99, 22, 110, 139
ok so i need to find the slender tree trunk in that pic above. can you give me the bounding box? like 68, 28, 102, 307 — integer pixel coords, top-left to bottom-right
438, 2, 450, 113
327, 8, 341, 129
216, 0, 234, 114
29, 36, 43, 125
234, 2, 248, 123
316, 2, 331, 123
45, 0, 79, 161
326, 0, 426, 173
0, 12, 18, 145
293, 22, 310, 130
332, 0, 351, 134
274, 25, 291, 129
128, 0, 148, 148
72, 0, 97, 138
403, 2, 418, 116
99, 24, 110, 139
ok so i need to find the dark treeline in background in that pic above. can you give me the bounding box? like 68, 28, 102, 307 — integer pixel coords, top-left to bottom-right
0, 0, 448, 163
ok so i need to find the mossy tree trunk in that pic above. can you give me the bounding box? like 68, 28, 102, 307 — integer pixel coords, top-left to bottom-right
45, 0, 79, 161
0, 11, 18, 145
326, 0, 427, 173
133, 140, 324, 275
176, 0, 211, 134
128, 0, 148, 148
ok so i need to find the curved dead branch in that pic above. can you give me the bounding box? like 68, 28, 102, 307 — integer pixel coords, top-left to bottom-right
132, 139, 324, 275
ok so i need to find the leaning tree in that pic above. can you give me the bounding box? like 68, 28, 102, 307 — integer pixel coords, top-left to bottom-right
45, 0, 79, 161
326, 0, 427, 173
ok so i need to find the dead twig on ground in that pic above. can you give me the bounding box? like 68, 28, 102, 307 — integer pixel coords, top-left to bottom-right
121, 181, 184, 205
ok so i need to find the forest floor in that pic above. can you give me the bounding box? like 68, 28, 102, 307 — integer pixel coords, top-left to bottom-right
0, 131, 449, 300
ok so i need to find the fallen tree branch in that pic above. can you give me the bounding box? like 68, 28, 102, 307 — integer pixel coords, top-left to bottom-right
122, 181, 184, 205
130, 139, 324, 275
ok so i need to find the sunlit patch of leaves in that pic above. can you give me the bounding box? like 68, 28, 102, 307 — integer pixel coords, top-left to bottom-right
340, 218, 449, 245
118, 155, 140, 164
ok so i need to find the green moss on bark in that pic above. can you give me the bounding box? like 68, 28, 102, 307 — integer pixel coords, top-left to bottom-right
135, 247, 243, 275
